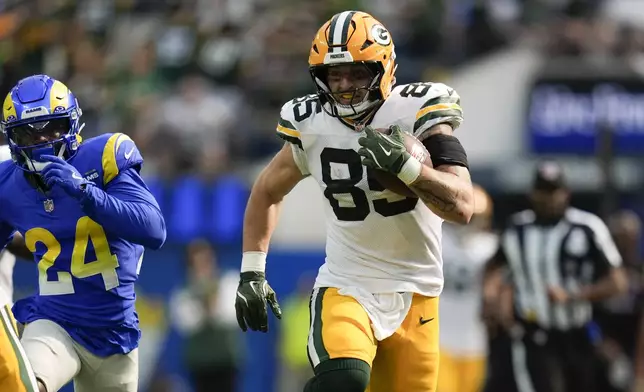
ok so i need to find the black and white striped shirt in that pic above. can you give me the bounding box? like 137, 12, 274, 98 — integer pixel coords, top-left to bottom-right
495, 207, 622, 331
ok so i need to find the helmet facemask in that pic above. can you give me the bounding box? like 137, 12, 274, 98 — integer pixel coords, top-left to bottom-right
310, 62, 385, 119
5, 116, 80, 172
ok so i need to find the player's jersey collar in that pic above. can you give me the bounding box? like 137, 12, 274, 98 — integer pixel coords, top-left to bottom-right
22, 172, 50, 195
335, 102, 382, 131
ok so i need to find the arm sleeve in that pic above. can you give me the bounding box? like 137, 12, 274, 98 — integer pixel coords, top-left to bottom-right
412, 83, 463, 140
79, 168, 166, 249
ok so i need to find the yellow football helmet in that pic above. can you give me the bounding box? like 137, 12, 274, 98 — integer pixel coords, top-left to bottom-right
308, 11, 397, 118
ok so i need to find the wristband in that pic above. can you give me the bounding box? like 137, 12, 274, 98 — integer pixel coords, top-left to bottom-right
241, 251, 267, 273
397, 157, 422, 185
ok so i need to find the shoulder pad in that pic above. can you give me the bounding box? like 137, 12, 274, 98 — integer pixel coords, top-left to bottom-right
391, 82, 463, 139
100, 133, 143, 185
276, 95, 321, 149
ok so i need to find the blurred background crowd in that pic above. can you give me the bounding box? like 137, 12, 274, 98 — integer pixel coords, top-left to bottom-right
3, 0, 644, 391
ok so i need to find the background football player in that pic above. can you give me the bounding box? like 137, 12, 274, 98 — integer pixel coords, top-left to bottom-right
0, 74, 166, 392
235, 10, 473, 392
438, 185, 497, 392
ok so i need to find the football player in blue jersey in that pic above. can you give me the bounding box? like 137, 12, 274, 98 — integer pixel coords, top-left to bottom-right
0, 74, 167, 392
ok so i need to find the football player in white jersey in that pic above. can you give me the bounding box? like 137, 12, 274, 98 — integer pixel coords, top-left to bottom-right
235, 10, 474, 392
438, 185, 497, 392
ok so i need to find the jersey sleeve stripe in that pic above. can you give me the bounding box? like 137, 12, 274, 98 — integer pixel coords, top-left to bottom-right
102, 133, 132, 185
278, 118, 298, 131
276, 124, 300, 139
276, 119, 303, 149
413, 106, 463, 135
276, 131, 303, 150
415, 102, 462, 122
418, 95, 460, 111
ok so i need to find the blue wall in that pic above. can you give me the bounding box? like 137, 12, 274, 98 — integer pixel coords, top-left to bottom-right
144, 175, 251, 246
12, 245, 325, 392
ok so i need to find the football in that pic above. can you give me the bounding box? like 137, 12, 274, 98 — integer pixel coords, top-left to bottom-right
369, 128, 432, 198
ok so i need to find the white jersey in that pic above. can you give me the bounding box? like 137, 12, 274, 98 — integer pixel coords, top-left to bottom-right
0, 145, 15, 307
439, 227, 498, 356
277, 82, 463, 296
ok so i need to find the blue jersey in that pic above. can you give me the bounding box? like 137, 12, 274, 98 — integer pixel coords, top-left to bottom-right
0, 133, 166, 357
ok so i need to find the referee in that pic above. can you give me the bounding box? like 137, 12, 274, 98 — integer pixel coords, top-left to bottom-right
483, 161, 627, 392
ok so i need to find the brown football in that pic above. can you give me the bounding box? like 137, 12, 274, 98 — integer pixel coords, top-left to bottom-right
370, 128, 432, 198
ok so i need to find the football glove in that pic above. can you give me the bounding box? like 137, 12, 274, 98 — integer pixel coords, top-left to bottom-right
357, 125, 410, 175
39, 155, 91, 199
235, 271, 282, 332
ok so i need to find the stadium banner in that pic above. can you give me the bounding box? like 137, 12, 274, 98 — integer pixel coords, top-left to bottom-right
527, 76, 644, 155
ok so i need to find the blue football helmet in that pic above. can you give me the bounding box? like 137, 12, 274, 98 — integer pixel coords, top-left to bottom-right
1, 75, 83, 172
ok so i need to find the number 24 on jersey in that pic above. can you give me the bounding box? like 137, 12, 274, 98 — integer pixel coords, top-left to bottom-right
25, 216, 120, 296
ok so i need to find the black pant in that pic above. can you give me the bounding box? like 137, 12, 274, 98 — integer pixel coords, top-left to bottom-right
190, 366, 237, 392
483, 328, 517, 392
511, 324, 597, 392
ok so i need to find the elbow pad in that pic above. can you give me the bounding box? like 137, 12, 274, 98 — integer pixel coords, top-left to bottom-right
421, 134, 469, 169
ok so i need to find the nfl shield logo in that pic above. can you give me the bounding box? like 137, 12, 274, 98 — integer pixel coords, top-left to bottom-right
43, 199, 54, 213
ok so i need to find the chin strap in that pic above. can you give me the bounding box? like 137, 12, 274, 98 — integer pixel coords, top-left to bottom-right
21, 142, 67, 173
347, 106, 380, 130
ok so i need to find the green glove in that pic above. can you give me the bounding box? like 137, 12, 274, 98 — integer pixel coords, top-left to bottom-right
235, 271, 282, 333
357, 125, 409, 174
358, 125, 423, 185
